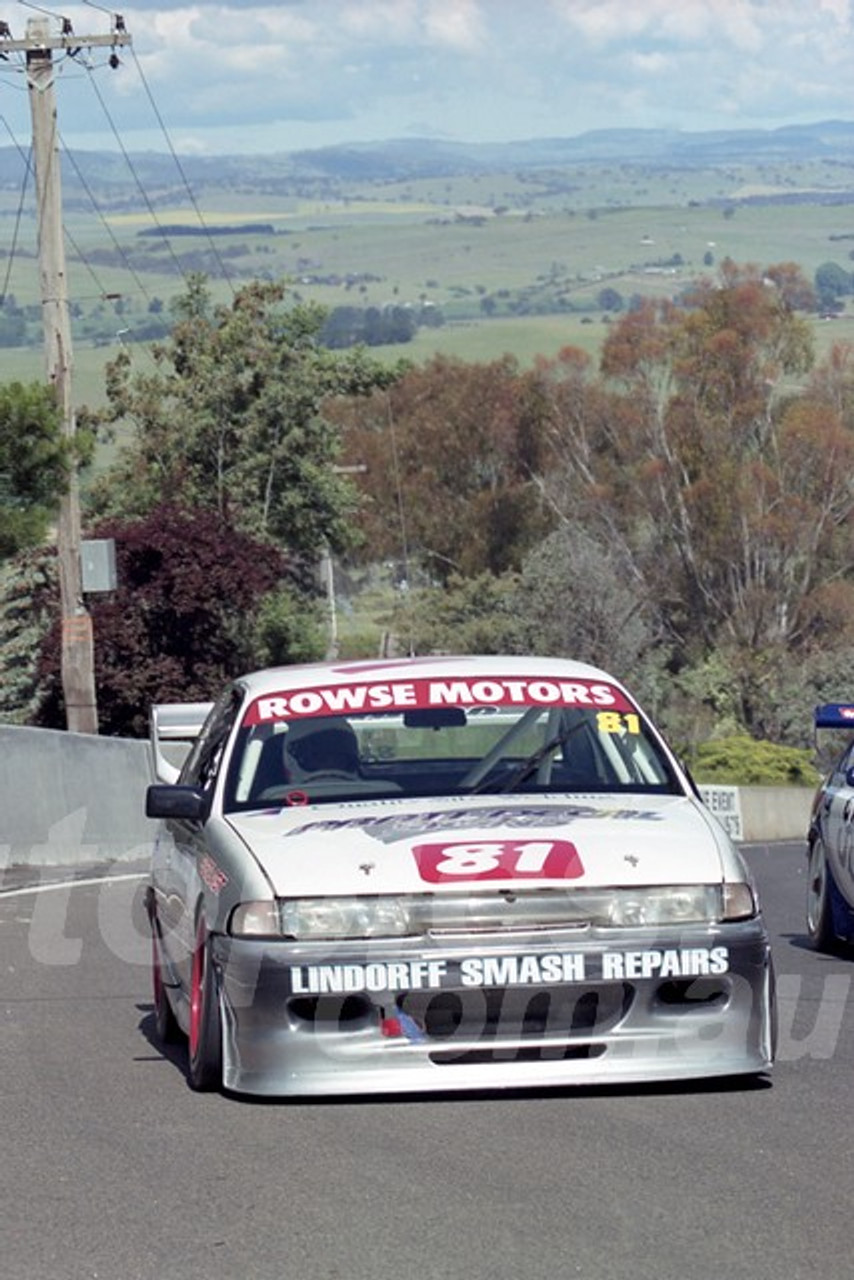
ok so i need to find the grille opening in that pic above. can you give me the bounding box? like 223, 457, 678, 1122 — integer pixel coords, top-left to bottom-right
418, 992, 465, 1039
430, 1044, 607, 1066
655, 978, 729, 1009
399, 983, 633, 1042
287, 994, 374, 1028
521, 990, 552, 1035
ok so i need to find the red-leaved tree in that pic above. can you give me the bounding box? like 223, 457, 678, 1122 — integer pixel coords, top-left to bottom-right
35, 504, 291, 736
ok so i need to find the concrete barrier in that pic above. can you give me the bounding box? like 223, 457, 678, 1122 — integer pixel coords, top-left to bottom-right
739, 784, 814, 844
699, 783, 814, 844
0, 727, 817, 868
0, 725, 152, 867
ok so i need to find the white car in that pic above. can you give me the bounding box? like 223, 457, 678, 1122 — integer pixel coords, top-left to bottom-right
145, 655, 775, 1095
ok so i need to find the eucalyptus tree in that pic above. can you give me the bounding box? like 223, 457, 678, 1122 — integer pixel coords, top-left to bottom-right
88, 276, 401, 557
0, 380, 84, 560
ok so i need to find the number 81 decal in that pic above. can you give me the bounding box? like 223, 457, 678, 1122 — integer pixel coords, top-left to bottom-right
597, 711, 640, 734
413, 839, 584, 883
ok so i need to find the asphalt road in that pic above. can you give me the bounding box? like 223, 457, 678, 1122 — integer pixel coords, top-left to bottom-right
2, 842, 853, 1280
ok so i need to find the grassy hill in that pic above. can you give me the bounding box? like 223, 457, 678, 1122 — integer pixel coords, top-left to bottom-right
4, 122, 854, 407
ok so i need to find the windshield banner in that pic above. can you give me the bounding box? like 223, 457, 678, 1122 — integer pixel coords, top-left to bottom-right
242, 676, 634, 725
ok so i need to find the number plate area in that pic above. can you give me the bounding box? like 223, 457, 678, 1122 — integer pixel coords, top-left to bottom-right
413, 838, 584, 883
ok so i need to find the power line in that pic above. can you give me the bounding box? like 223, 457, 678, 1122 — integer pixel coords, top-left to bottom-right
0, 116, 159, 359
0, 103, 121, 320
127, 44, 236, 293
5, 99, 134, 311
80, 1, 127, 38
5, 5, 238, 296
79, 67, 192, 285
17, 2, 71, 24
59, 131, 154, 305
0, 114, 32, 306
79, 44, 238, 293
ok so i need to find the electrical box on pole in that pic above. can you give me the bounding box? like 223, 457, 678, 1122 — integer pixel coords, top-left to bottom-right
81, 539, 118, 594
7, 15, 132, 733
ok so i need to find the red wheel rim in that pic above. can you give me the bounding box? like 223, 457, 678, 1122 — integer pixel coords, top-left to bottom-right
189, 925, 205, 1057
152, 934, 163, 1006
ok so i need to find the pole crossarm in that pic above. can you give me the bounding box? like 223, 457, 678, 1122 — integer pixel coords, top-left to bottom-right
2, 34, 131, 54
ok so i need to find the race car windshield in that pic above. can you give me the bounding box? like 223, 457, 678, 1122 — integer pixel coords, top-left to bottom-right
223, 696, 681, 811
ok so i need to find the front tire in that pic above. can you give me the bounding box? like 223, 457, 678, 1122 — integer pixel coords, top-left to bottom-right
188, 918, 223, 1092
806, 838, 837, 952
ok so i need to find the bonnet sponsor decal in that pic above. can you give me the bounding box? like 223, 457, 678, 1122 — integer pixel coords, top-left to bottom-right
284, 804, 665, 844
287, 946, 730, 995
243, 676, 631, 725
412, 838, 583, 883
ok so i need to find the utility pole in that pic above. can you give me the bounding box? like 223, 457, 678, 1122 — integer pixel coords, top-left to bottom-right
5, 15, 131, 732
323, 464, 367, 660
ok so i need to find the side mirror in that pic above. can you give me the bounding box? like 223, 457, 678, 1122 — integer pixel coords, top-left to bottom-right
146, 783, 206, 822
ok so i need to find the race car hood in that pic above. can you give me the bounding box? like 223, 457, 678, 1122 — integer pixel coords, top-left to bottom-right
223, 793, 733, 897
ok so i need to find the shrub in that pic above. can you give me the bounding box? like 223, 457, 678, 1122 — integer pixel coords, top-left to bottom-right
691, 735, 819, 786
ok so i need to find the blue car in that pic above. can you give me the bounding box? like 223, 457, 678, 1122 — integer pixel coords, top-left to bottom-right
807, 704, 854, 950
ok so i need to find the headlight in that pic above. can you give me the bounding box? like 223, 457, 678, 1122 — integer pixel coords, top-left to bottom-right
281, 896, 413, 940
603, 884, 756, 926
229, 897, 414, 939
604, 886, 720, 927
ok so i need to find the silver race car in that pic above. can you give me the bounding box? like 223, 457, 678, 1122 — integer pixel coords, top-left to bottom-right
145, 656, 775, 1095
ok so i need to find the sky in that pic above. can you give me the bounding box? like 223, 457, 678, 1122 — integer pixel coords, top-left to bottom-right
1, 0, 854, 155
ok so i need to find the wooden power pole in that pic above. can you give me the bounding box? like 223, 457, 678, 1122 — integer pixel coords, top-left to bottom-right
6, 15, 131, 732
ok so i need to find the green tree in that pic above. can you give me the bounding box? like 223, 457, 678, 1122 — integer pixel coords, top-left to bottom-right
390, 572, 526, 656
815, 261, 852, 311
0, 382, 81, 560
88, 277, 401, 557
597, 287, 624, 312
0, 549, 57, 723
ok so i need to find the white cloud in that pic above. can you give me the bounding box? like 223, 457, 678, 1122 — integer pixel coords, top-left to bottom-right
547, 0, 764, 51
817, 0, 852, 22
628, 51, 671, 77
3, 0, 854, 152
422, 0, 486, 52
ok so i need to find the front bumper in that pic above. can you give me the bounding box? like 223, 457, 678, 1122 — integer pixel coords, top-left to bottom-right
213, 922, 774, 1096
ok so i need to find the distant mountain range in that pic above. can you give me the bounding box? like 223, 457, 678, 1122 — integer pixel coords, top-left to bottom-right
3, 120, 854, 195
292, 119, 854, 175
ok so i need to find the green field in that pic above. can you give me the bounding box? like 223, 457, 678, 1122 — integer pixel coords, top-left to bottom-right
4, 153, 854, 411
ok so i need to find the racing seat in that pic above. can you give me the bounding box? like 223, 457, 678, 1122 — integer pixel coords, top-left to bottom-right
248, 718, 401, 802
284, 718, 363, 781
284, 717, 404, 797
